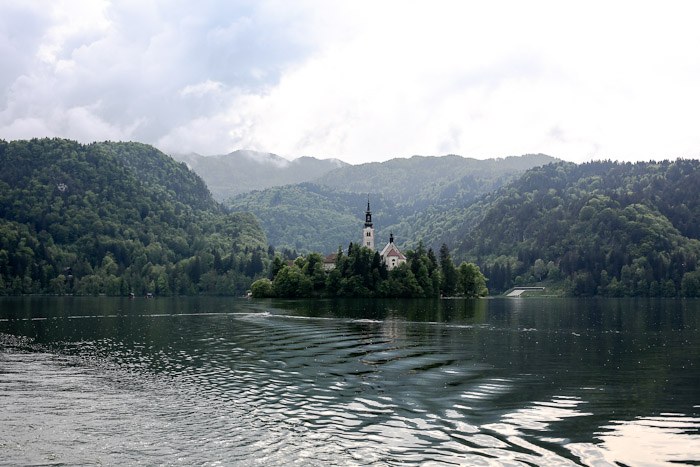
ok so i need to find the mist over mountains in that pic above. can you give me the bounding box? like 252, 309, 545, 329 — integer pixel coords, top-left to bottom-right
171, 150, 347, 201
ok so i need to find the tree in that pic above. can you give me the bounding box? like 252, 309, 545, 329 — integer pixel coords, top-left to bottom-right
273, 265, 312, 297
457, 262, 488, 297
681, 270, 700, 297
302, 252, 326, 291
439, 244, 458, 296
270, 256, 284, 279
378, 263, 423, 298
546, 261, 560, 280
532, 259, 547, 281
49, 274, 67, 295
246, 249, 264, 276
325, 268, 342, 296
251, 278, 274, 298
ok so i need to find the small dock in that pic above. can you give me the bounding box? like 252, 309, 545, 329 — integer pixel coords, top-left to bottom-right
506, 287, 545, 297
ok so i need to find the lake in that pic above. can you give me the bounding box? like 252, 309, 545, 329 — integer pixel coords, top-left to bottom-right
1, 297, 698, 465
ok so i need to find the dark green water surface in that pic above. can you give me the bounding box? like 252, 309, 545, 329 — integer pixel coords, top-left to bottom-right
1, 297, 698, 465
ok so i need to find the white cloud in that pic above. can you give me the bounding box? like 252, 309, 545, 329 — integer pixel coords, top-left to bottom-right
156, 113, 235, 155
34, 0, 111, 67
2, 0, 700, 163
179, 80, 224, 98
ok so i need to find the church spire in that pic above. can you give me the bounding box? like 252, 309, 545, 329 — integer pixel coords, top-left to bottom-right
365, 195, 373, 227
362, 195, 375, 250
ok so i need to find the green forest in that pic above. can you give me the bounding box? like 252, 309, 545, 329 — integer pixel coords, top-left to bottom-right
450, 160, 700, 297
228, 154, 556, 254
2, 138, 699, 298
0, 138, 270, 296
251, 242, 487, 299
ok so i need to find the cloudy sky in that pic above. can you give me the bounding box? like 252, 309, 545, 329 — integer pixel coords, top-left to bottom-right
1, 1, 699, 164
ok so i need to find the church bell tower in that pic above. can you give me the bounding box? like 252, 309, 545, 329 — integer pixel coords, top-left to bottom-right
363, 196, 375, 251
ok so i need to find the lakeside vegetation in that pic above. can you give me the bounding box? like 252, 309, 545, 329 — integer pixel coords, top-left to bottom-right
251, 242, 487, 299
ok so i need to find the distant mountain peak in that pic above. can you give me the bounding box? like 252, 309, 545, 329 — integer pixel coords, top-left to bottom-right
230, 150, 291, 168
170, 149, 350, 200
293, 156, 346, 167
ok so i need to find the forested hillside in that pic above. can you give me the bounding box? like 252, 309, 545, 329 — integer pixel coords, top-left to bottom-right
228, 154, 557, 254
172, 150, 347, 200
450, 160, 700, 296
315, 154, 556, 205
0, 138, 269, 296
8, 138, 698, 298
227, 183, 371, 254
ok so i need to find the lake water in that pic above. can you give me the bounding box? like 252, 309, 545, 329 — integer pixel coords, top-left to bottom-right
1, 297, 698, 466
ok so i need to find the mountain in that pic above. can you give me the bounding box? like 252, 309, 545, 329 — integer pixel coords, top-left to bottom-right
0, 138, 268, 296
315, 153, 557, 205
449, 159, 700, 296
228, 154, 558, 254
229, 183, 380, 254
171, 150, 348, 200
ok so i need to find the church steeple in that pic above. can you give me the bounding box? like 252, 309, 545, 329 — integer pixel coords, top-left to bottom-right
365, 196, 373, 227
362, 195, 375, 250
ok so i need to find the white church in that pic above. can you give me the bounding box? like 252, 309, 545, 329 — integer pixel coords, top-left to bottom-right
362, 199, 406, 271
323, 199, 407, 272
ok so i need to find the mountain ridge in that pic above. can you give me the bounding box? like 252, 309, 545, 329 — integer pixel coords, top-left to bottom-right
0, 138, 268, 296
448, 159, 700, 296
170, 149, 348, 200
228, 153, 559, 254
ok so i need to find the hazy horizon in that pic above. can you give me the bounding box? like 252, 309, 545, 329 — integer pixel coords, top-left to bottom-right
4, 136, 698, 166
169, 147, 561, 164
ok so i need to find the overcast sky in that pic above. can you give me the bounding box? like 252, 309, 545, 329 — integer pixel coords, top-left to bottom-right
1, 1, 699, 164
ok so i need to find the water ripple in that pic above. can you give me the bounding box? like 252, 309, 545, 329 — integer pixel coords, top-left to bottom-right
2, 297, 699, 466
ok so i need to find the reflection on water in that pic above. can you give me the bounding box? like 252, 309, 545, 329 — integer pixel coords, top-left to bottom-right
0, 297, 699, 465
568, 413, 700, 466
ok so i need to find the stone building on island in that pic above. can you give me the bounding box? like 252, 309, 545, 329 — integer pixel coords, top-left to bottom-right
362, 198, 406, 271
379, 232, 406, 270
322, 198, 407, 272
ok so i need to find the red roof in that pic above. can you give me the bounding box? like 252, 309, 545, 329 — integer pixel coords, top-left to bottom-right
385, 249, 406, 259
323, 253, 337, 264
